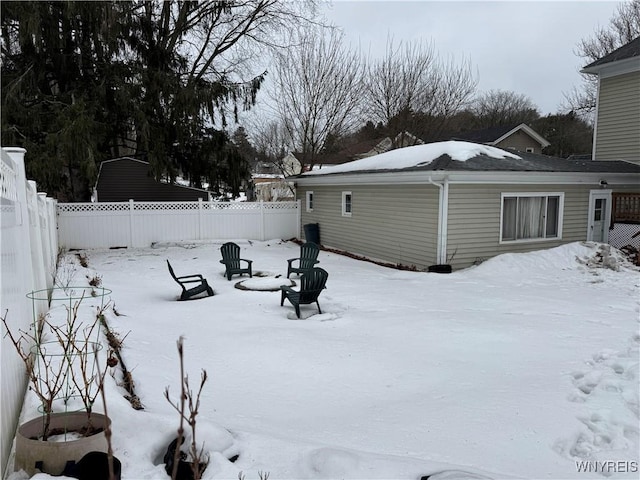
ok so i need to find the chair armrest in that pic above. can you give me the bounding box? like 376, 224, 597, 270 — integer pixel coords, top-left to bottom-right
177, 274, 204, 281
240, 258, 253, 265
280, 285, 296, 294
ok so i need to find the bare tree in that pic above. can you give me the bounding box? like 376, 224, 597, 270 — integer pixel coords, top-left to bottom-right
270, 26, 365, 169
564, 0, 640, 118
471, 89, 540, 128
250, 120, 290, 171
363, 37, 477, 145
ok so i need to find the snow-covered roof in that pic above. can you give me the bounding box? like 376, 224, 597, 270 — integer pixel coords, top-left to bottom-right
300, 141, 521, 176
296, 140, 640, 178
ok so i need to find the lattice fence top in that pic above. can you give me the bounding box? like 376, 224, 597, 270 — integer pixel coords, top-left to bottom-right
609, 222, 640, 249
261, 201, 298, 210
58, 201, 298, 213
58, 203, 131, 212
0, 155, 17, 202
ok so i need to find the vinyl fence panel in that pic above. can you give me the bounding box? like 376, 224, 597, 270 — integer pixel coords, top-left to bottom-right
57, 200, 300, 249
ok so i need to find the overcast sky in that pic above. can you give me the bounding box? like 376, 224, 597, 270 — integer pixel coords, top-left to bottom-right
321, 0, 621, 115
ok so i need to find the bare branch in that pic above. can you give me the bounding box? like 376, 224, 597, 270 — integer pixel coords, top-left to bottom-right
271, 25, 365, 168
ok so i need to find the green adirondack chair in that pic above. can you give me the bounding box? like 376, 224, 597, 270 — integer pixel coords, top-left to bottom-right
280, 267, 328, 318
286, 242, 320, 278
219, 242, 253, 281
167, 260, 214, 301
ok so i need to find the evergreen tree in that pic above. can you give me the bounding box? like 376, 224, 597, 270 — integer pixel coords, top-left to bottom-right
1, 1, 134, 200
2, 1, 318, 201
231, 127, 258, 170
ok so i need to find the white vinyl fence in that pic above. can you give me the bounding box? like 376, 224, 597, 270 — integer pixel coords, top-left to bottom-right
57, 200, 301, 249
0, 148, 58, 477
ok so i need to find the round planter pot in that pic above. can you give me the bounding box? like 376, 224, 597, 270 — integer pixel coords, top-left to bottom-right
14, 412, 110, 476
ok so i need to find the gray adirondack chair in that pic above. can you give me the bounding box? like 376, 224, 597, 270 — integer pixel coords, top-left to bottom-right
219, 242, 253, 281
167, 260, 214, 300
280, 267, 328, 318
287, 242, 320, 278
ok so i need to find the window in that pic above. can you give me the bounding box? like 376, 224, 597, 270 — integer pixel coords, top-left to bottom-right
500, 193, 563, 242
306, 191, 314, 212
525, 147, 535, 153
342, 191, 352, 217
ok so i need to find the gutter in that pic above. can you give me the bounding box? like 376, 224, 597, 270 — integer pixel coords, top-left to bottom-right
428, 176, 449, 265
295, 170, 640, 187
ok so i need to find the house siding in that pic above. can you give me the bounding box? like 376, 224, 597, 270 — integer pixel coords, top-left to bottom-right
446, 184, 595, 269
594, 71, 640, 164
298, 180, 639, 272
298, 184, 439, 269
495, 130, 543, 154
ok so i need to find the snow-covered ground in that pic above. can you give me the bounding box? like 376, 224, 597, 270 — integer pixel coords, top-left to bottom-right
9, 240, 640, 480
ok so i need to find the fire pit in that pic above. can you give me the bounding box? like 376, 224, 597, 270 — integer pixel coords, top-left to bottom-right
234, 276, 295, 292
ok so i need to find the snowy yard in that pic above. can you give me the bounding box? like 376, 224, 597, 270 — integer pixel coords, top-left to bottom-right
13, 240, 640, 480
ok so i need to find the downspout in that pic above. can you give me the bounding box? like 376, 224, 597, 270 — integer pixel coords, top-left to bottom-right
428, 176, 449, 264
591, 76, 601, 160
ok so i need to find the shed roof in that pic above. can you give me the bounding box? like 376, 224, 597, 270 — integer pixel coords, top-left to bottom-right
95, 157, 212, 202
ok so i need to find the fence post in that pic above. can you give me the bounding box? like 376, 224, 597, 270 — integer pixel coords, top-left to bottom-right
27, 181, 47, 300
260, 200, 265, 241
129, 199, 135, 247
295, 199, 301, 239
47, 198, 58, 289
37, 193, 52, 290
198, 198, 203, 240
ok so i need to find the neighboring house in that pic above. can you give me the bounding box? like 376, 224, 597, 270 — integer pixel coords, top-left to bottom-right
293, 141, 640, 271
93, 157, 212, 202
581, 36, 640, 165
252, 174, 295, 201
451, 123, 550, 154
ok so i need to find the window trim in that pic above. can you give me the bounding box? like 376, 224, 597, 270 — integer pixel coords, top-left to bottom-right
525, 147, 535, 153
306, 191, 314, 212
341, 191, 352, 217
499, 192, 564, 244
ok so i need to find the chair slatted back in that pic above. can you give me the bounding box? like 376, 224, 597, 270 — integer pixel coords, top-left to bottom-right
220, 242, 241, 269
167, 260, 179, 283
298, 243, 320, 271
299, 268, 328, 303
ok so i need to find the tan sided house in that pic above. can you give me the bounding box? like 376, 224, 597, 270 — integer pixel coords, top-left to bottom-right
582, 36, 640, 244
581, 36, 640, 164
293, 141, 640, 271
